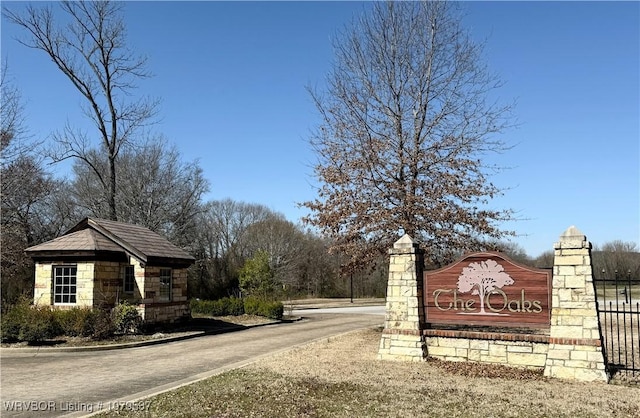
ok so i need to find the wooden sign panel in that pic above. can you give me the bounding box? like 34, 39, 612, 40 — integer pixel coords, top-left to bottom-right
424, 252, 551, 329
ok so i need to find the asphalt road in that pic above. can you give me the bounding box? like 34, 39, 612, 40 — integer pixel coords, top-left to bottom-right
0, 308, 384, 418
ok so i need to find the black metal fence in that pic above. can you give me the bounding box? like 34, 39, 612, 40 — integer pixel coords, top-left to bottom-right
593, 270, 640, 382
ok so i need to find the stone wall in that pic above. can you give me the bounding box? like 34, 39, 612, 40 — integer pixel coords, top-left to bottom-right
378, 227, 609, 382
141, 266, 188, 304
32, 259, 190, 324
93, 260, 123, 307
137, 265, 189, 324
137, 302, 190, 324
33, 261, 95, 307
425, 331, 548, 369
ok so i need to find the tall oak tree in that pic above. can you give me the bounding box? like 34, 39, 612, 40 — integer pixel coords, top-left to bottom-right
304, 1, 516, 269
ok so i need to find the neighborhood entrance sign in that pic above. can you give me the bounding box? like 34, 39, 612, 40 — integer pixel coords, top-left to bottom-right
424, 252, 552, 328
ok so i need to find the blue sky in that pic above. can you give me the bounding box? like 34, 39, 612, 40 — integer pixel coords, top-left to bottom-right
2, 1, 638, 258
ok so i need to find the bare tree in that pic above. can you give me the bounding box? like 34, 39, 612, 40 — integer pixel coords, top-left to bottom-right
1, 155, 77, 305
593, 240, 640, 279
0, 63, 76, 305
303, 1, 515, 270
533, 250, 554, 269
5, 1, 158, 220
191, 200, 276, 298
70, 138, 209, 245
0, 63, 26, 158
484, 239, 532, 265
243, 217, 306, 291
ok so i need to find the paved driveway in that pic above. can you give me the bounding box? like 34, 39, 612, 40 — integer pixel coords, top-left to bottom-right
0, 310, 383, 418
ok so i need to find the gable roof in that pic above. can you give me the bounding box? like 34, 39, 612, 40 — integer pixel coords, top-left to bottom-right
25, 218, 195, 267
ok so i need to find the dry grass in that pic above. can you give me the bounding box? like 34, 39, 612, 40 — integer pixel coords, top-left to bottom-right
97, 327, 639, 418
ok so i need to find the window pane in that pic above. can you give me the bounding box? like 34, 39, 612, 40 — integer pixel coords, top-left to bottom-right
124, 266, 135, 293
53, 265, 77, 305
159, 269, 171, 301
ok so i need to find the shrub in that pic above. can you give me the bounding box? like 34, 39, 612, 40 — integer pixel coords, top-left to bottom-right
17, 304, 60, 343
112, 302, 142, 335
190, 297, 245, 316
239, 251, 274, 298
243, 297, 284, 320
0, 299, 117, 342
211, 298, 229, 316
243, 297, 261, 316
55, 307, 95, 337
227, 297, 245, 316
190, 298, 214, 315
0, 298, 32, 342
90, 309, 115, 340
0, 298, 62, 343
259, 300, 284, 320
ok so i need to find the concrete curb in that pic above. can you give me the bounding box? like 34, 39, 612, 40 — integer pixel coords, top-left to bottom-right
0, 317, 304, 356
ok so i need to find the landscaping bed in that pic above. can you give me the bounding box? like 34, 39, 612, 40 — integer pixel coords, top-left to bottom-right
1, 315, 276, 349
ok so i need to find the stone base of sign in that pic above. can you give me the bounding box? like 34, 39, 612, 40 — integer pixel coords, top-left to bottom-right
422, 329, 605, 376
378, 226, 609, 383
424, 332, 547, 369
544, 342, 607, 381
378, 329, 427, 362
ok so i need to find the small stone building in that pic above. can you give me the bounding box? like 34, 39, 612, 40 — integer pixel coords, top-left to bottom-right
25, 217, 195, 324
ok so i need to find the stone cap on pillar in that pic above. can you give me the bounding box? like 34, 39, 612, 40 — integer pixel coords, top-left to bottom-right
388, 234, 421, 254
554, 225, 591, 250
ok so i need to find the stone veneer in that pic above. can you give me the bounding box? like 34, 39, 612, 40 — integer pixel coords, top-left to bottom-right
378, 234, 427, 362
378, 227, 609, 382
543, 226, 607, 381
423, 329, 549, 369
33, 257, 190, 324
34, 261, 95, 307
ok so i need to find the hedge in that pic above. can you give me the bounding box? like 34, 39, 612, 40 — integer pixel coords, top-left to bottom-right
190, 297, 283, 320
0, 300, 141, 343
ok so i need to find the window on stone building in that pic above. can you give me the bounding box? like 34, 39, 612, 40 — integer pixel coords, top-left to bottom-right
53, 265, 77, 304
159, 268, 172, 301
123, 265, 135, 294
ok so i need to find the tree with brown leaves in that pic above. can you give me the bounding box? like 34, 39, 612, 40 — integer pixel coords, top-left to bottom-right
303, 1, 516, 271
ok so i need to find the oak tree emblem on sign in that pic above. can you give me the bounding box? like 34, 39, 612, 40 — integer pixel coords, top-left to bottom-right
456, 259, 514, 315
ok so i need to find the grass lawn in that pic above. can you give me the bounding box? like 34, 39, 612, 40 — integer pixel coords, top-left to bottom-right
95, 327, 639, 418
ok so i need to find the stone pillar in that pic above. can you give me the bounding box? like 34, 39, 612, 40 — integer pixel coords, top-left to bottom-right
378, 234, 427, 362
543, 226, 608, 382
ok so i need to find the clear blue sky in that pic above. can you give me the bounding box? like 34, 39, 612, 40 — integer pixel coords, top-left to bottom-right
2, 1, 639, 258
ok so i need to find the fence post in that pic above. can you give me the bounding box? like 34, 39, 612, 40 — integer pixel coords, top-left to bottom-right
543, 226, 608, 382
378, 234, 427, 361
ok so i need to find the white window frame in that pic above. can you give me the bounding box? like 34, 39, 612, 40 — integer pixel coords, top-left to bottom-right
159, 268, 172, 301
123, 265, 135, 294
53, 265, 77, 305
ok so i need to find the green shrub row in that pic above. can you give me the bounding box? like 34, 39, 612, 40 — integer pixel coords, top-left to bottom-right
0, 299, 142, 343
190, 297, 284, 320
